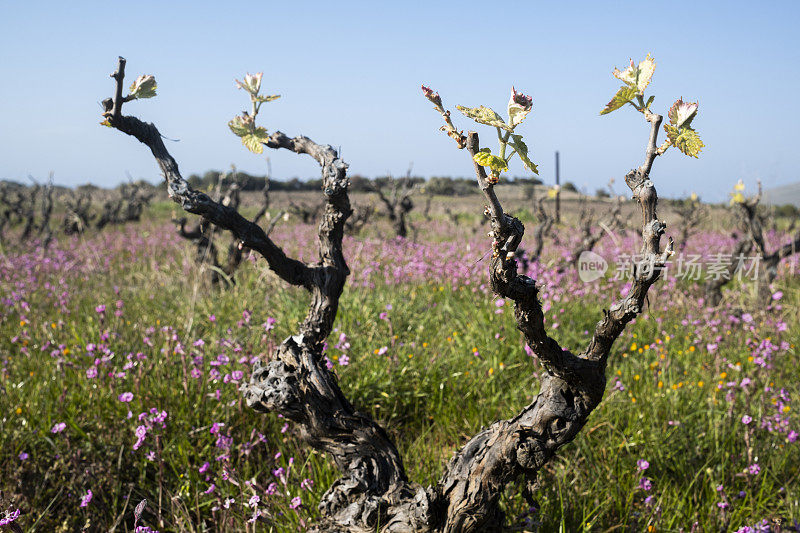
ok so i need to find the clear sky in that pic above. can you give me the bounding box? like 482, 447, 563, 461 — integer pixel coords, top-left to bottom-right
1, 0, 798, 201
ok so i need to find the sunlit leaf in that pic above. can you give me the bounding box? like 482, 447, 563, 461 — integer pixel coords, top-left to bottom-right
242, 134, 264, 154
236, 72, 263, 95
664, 124, 704, 158
636, 54, 656, 93
473, 149, 508, 174
456, 105, 512, 132
668, 98, 699, 128
228, 115, 252, 137
612, 54, 656, 94
509, 134, 538, 174
600, 86, 638, 115
129, 75, 157, 99
255, 94, 281, 103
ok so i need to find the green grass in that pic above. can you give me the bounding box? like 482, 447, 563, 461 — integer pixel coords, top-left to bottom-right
1, 224, 798, 532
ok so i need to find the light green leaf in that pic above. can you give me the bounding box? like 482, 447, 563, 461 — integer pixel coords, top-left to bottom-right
636, 54, 656, 93
236, 72, 263, 95
645, 95, 655, 109
129, 75, 157, 99
473, 148, 508, 174
242, 134, 264, 154
664, 124, 704, 158
228, 115, 252, 137
600, 86, 638, 115
612, 54, 656, 94
456, 105, 512, 132
509, 135, 538, 174
255, 94, 281, 103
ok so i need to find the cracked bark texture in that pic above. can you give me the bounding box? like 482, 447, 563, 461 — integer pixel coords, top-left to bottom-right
103, 57, 435, 533
431, 124, 673, 531
104, 57, 673, 531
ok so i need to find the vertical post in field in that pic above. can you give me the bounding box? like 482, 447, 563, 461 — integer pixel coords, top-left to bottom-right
555, 150, 561, 223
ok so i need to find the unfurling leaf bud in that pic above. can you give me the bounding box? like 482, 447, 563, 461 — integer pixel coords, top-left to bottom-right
421, 85, 442, 107
668, 99, 699, 128
508, 86, 533, 128
236, 72, 263, 95
473, 148, 508, 180
228, 113, 254, 137
612, 54, 656, 95
129, 75, 157, 99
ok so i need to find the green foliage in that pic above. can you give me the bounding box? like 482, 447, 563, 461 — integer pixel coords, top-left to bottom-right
228, 71, 280, 155
664, 124, 704, 158
600, 85, 638, 115
612, 54, 656, 95
128, 75, 157, 100
456, 105, 512, 132
227, 114, 253, 137
602, 56, 704, 159
473, 149, 508, 177
2, 216, 797, 531
509, 135, 538, 174
424, 86, 537, 181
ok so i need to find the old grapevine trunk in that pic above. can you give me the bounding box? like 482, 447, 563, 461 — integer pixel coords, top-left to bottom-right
104, 57, 671, 532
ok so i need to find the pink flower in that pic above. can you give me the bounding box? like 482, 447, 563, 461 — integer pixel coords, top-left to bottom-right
637, 459, 650, 471
51, 422, 66, 433
95, 304, 106, 314
289, 496, 302, 509
741, 415, 753, 425
0, 509, 20, 527
118, 392, 134, 403
80, 489, 93, 508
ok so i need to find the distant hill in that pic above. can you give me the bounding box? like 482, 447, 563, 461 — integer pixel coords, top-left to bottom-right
763, 182, 800, 207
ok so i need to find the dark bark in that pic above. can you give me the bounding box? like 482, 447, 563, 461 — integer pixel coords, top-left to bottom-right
373, 177, 417, 239
431, 122, 672, 531
344, 203, 375, 235
703, 237, 754, 307
62, 190, 95, 235
672, 197, 705, 252
104, 58, 674, 531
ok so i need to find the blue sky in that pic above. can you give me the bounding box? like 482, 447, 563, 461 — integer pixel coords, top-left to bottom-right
1, 0, 798, 201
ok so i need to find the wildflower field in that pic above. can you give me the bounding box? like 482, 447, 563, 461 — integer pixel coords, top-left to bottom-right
1, 202, 798, 532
